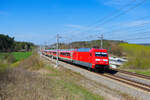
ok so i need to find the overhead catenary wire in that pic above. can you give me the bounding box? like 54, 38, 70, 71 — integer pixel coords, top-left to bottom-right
92, 0, 147, 27
86, 14, 150, 41
107, 30, 150, 40
82, 0, 137, 28
80, 22, 150, 42
79, 15, 150, 41
102, 20, 150, 35
69, 0, 147, 36
52, 0, 148, 45
66, 0, 137, 35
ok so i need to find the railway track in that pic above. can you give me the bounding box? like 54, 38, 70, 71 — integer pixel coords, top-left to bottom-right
42, 54, 150, 92
112, 68, 150, 80
101, 73, 150, 92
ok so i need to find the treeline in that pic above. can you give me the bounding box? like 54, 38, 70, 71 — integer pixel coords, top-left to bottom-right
0, 34, 34, 52
49, 39, 126, 57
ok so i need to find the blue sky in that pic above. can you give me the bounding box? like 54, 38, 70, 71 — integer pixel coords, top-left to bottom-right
0, 0, 150, 44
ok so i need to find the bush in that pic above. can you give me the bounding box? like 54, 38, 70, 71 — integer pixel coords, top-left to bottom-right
110, 43, 123, 57
5, 54, 16, 63
0, 53, 16, 63
0, 60, 9, 73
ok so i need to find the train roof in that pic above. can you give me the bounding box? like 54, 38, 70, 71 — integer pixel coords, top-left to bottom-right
76, 48, 90, 52
76, 48, 107, 52
44, 48, 107, 52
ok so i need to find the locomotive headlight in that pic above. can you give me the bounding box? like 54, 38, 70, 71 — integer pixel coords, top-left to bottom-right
103, 59, 108, 61
95, 59, 100, 61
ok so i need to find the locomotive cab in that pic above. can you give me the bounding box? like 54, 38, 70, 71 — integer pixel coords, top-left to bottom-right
91, 48, 109, 70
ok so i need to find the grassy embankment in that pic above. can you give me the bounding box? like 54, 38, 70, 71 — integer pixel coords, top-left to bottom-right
0, 52, 32, 72
120, 43, 150, 76
0, 52, 104, 100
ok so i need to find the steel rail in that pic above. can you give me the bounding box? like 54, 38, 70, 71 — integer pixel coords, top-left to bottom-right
101, 73, 150, 92
112, 68, 150, 80
102, 74, 150, 92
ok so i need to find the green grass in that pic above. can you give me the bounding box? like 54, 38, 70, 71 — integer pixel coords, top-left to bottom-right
0, 52, 32, 62
46, 67, 104, 100
120, 43, 150, 69
53, 79, 103, 100
63, 80, 103, 100
12, 52, 32, 62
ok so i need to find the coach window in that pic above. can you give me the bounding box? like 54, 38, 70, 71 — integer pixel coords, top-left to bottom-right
66, 53, 70, 56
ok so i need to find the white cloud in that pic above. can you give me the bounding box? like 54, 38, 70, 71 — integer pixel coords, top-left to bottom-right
123, 20, 150, 27
65, 24, 104, 31
62, 24, 106, 42
66, 24, 88, 30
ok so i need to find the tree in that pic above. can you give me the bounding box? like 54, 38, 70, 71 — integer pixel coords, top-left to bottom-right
0, 34, 35, 52
0, 34, 15, 52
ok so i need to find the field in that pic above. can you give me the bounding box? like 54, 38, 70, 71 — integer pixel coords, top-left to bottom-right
12, 52, 32, 61
120, 43, 150, 75
0, 52, 32, 62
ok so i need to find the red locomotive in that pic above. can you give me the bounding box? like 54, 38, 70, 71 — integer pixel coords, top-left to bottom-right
42, 48, 109, 71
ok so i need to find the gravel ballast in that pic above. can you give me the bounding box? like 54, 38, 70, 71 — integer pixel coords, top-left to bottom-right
115, 72, 150, 86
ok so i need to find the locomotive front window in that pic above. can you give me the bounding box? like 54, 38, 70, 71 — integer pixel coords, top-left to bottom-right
95, 52, 107, 57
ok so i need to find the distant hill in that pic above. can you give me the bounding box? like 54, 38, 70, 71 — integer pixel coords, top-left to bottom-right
49, 39, 126, 49
138, 43, 150, 46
